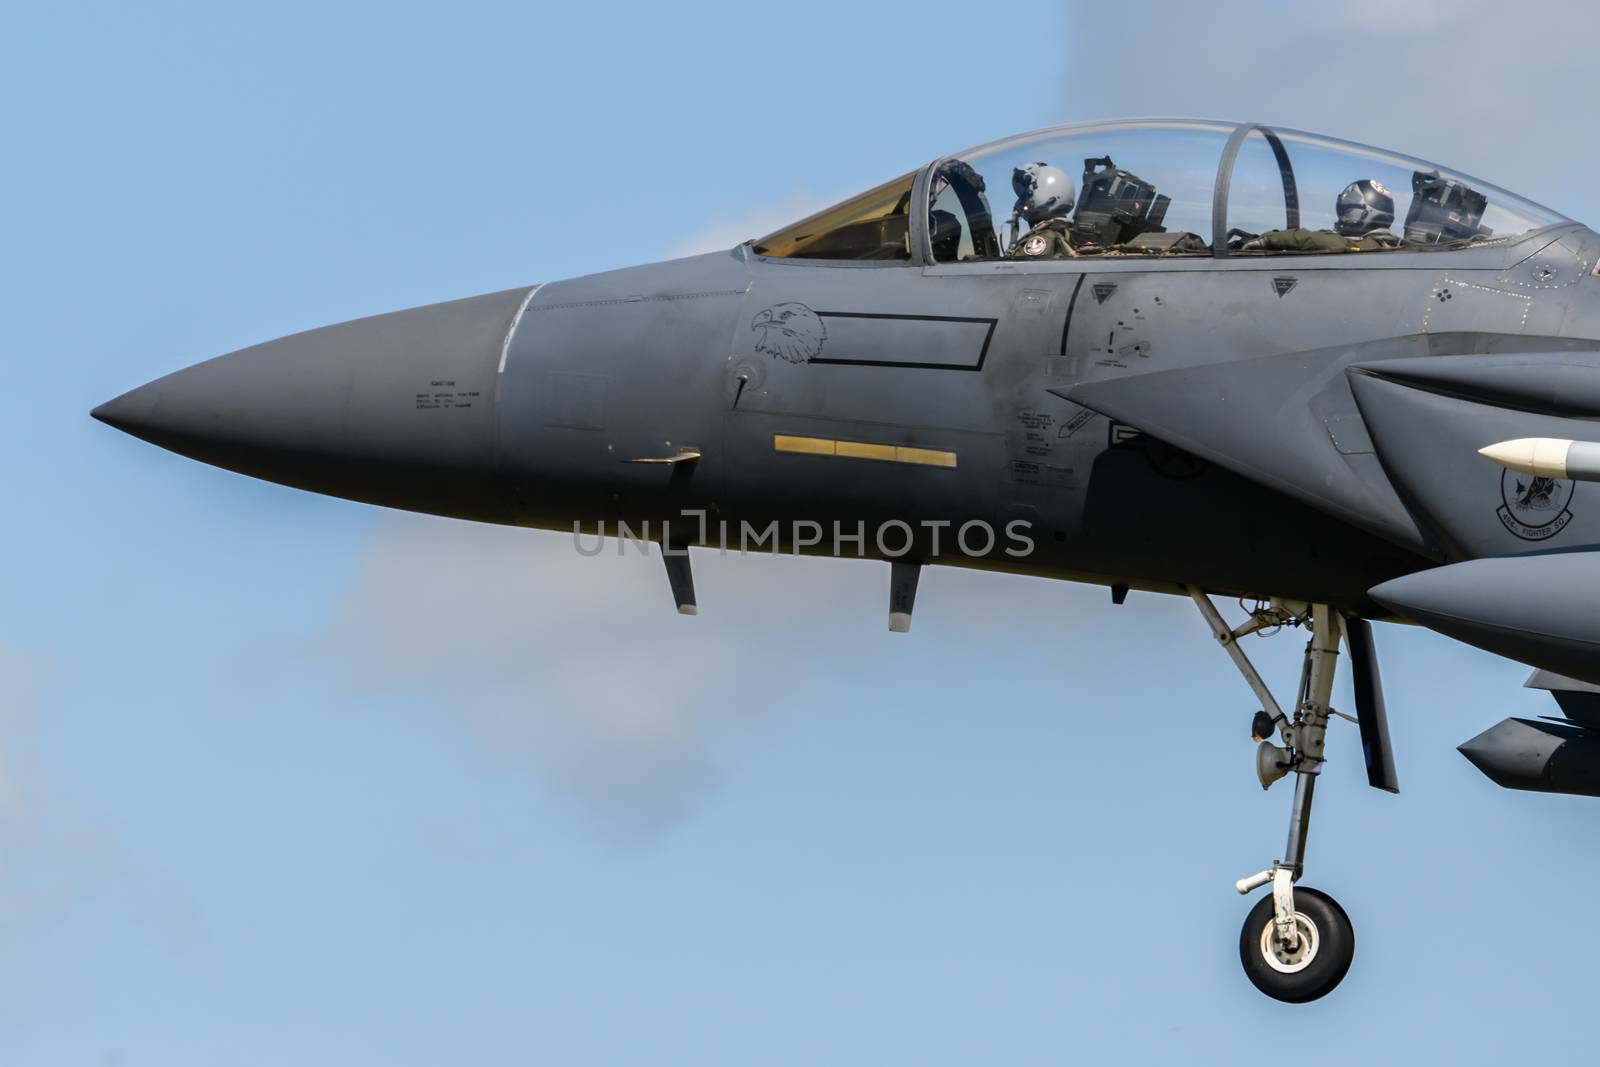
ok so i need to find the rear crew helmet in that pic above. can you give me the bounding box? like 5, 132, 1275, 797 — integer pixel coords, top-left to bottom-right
1335, 178, 1395, 236
1012, 162, 1076, 226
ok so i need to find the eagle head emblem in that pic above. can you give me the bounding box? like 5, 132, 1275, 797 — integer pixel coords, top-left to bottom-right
751, 302, 826, 364
1513, 476, 1560, 512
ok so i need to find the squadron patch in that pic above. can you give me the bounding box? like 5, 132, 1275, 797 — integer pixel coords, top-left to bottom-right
1370, 179, 1389, 196
751, 302, 827, 364
1022, 234, 1048, 257
1497, 469, 1575, 540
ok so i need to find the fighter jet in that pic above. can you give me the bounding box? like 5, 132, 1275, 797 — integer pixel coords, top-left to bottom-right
92, 118, 1600, 1003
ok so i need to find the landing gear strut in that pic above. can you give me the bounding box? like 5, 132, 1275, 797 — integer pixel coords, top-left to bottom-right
1190, 593, 1357, 1003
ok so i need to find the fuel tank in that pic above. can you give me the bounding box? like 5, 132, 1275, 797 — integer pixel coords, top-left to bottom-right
1458, 717, 1600, 797
1369, 552, 1600, 686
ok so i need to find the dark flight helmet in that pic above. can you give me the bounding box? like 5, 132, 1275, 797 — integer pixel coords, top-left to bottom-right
1334, 179, 1396, 237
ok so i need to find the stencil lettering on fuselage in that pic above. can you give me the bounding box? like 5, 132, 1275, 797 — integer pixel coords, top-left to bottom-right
1076, 277, 1161, 371
1006, 408, 1075, 487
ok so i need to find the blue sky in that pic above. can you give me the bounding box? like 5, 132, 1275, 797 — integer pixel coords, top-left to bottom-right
7, 2, 1600, 1063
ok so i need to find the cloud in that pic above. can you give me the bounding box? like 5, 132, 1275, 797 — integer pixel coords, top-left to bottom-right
1344, 0, 1451, 32
0, 646, 41, 834
666, 192, 834, 258
0, 646, 191, 956
1066, 2, 1600, 214
316, 513, 1135, 837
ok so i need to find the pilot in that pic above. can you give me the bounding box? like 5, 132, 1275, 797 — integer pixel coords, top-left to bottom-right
1007, 162, 1078, 258
1238, 179, 1400, 253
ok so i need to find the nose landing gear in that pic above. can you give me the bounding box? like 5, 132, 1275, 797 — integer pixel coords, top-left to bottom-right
1239, 884, 1354, 1003
1190, 593, 1360, 1003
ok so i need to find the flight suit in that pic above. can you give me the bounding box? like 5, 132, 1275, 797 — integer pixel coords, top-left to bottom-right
1239, 228, 1400, 253
1009, 217, 1077, 258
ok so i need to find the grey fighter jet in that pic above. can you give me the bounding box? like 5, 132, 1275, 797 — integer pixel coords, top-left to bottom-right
92, 119, 1600, 1003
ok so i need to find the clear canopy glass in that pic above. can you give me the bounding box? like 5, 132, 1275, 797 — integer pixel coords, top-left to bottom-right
751, 120, 1570, 263
930, 120, 1234, 261
1226, 125, 1565, 254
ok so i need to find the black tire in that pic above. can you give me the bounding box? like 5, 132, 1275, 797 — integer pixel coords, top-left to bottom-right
1238, 886, 1354, 1003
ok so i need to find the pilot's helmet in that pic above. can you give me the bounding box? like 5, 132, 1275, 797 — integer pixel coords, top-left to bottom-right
1012, 162, 1076, 226
1335, 179, 1395, 237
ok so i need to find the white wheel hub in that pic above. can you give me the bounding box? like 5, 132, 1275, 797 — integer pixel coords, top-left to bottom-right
1259, 911, 1320, 974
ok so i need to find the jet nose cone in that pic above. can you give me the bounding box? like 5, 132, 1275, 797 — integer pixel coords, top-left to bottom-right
92, 371, 225, 446
94, 286, 538, 517
90, 391, 153, 434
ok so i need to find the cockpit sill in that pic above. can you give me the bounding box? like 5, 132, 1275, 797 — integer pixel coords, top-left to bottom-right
920, 222, 1594, 276
746, 222, 1592, 276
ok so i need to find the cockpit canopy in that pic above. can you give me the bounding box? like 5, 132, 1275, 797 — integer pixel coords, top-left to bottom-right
751, 119, 1568, 262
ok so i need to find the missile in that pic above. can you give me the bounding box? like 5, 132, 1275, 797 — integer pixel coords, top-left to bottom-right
1458, 717, 1600, 797
1478, 437, 1600, 482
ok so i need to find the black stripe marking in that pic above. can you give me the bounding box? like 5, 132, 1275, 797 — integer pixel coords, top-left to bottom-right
1059, 273, 1086, 356
809, 311, 999, 372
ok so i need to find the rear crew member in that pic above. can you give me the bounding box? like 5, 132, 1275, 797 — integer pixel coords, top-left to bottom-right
1239, 179, 1400, 253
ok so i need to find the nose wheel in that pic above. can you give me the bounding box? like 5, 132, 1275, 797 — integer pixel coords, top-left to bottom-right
1239, 886, 1354, 1003
1190, 593, 1361, 1003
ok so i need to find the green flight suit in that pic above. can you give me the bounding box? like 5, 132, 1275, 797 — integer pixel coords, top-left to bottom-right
1009, 217, 1077, 259
1239, 228, 1401, 253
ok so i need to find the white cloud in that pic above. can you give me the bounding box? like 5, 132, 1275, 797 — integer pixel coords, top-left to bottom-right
1345, 0, 1451, 32
0, 646, 190, 956
0, 646, 41, 834
316, 513, 1137, 837
666, 192, 834, 258
1066, 2, 1600, 215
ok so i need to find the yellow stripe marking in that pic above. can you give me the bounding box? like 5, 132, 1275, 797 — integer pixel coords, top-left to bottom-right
773, 434, 957, 468
773, 434, 837, 456
894, 445, 958, 468
835, 439, 898, 462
